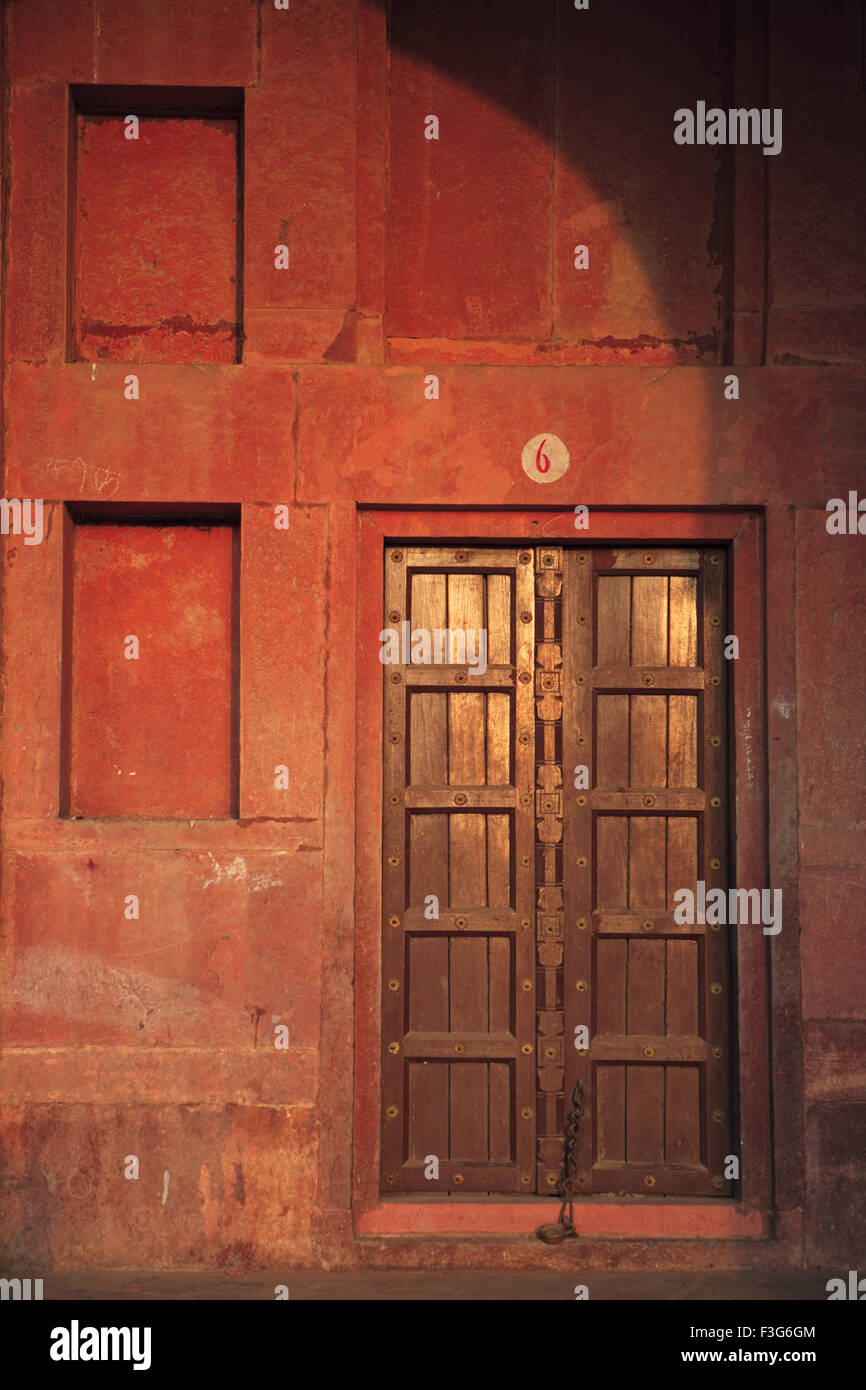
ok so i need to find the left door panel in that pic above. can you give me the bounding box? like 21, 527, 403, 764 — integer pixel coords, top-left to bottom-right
380, 546, 537, 1193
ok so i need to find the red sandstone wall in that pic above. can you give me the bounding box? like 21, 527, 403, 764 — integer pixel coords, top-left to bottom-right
0, 0, 863, 1271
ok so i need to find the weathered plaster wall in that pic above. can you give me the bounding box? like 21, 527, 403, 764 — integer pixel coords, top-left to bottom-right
1, 0, 863, 1270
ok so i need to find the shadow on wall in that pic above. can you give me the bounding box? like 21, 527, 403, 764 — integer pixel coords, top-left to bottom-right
373, 0, 731, 362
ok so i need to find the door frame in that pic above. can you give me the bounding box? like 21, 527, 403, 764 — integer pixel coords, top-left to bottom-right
353, 507, 774, 1240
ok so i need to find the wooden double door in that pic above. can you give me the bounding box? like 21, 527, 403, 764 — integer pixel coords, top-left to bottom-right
381, 544, 733, 1198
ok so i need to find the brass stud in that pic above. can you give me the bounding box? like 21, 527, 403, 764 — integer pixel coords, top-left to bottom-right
521, 1172, 532, 1184
518, 670, 532, 684
520, 917, 531, 930
453, 1173, 464, 1185
576, 674, 586, 685
388, 855, 400, 868
388, 914, 400, 928
520, 855, 531, 868
520, 793, 532, 807
386, 1105, 398, 1119
545, 1173, 558, 1187
389, 731, 402, 744
455, 671, 467, 684
710, 921, 721, 932
576, 856, 587, 868
709, 735, 721, 747
455, 915, 468, 930
710, 675, 721, 686
521, 1107, 533, 1120
712, 1046, 723, 1060
389, 794, 400, 805
710, 796, 721, 808
388, 610, 401, 624
455, 550, 468, 563
644, 1174, 656, 1187
643, 794, 656, 807
577, 553, 587, 564
387, 1042, 400, 1055
575, 979, 588, 992
542, 553, 556, 568
390, 671, 402, 684
642, 919, 654, 932
453, 1042, 465, 1055
519, 552, 532, 564
544, 923, 557, 935
544, 1046, 556, 1060
385, 1172, 397, 1186
643, 1045, 655, 1058
642, 673, 654, 686
576, 918, 587, 931
709, 616, 720, 627
709, 857, 720, 871
576, 735, 586, 746
521, 1043, 534, 1055
518, 730, 532, 745
454, 792, 467, 806
388, 978, 399, 992
390, 550, 403, 563
643, 555, 654, 565
710, 555, 721, 566
521, 979, 532, 991
520, 611, 533, 624
712, 1109, 724, 1125
711, 1175, 725, 1189
543, 798, 555, 812
575, 1174, 588, 1189
577, 614, 588, 625
576, 795, 586, 806
711, 982, 723, 996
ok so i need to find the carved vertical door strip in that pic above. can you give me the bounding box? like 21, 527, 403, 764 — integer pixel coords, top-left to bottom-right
534, 546, 566, 1194
563, 548, 594, 1192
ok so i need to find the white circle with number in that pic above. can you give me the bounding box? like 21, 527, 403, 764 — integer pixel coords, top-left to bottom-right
522, 433, 570, 483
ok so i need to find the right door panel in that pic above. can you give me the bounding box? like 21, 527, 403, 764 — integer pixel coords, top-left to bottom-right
562, 547, 734, 1197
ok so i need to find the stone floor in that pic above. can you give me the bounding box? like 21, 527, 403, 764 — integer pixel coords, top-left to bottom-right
19, 1269, 833, 1300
